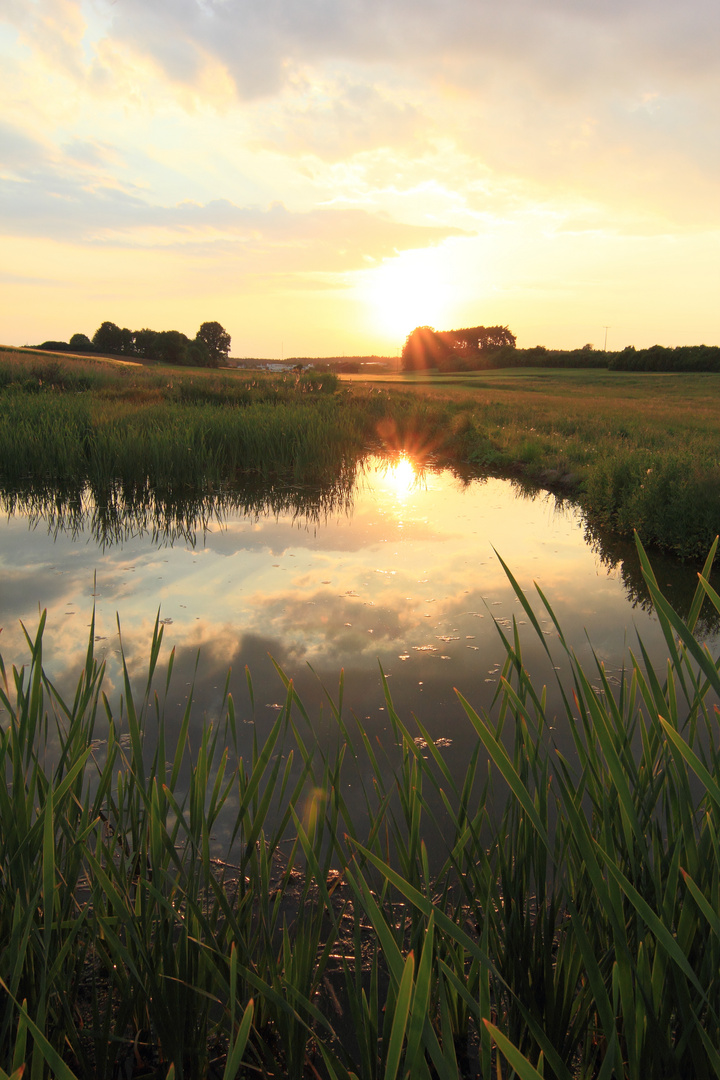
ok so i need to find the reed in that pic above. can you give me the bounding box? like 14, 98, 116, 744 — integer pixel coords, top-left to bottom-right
3, 355, 720, 554
1, 537, 719, 1077
0, 391, 366, 489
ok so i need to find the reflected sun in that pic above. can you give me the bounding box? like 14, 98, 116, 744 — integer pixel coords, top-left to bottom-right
377, 454, 418, 499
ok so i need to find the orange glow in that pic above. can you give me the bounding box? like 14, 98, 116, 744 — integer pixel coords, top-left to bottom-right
359, 250, 454, 342
376, 454, 419, 499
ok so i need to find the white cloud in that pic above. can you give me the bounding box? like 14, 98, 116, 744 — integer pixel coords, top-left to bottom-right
0, 143, 469, 270
2, 0, 719, 350
99, 0, 720, 102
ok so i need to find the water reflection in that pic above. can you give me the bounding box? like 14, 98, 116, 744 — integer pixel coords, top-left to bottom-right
0, 472, 357, 549
1, 459, 717, 639
2, 457, 718, 846
582, 516, 720, 639
373, 453, 420, 499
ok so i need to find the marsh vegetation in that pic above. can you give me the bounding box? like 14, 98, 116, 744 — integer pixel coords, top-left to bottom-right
2, 347, 720, 1077
2, 348, 720, 557
1, 540, 720, 1078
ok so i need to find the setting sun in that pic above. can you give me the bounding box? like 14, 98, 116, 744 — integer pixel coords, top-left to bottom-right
358, 250, 455, 343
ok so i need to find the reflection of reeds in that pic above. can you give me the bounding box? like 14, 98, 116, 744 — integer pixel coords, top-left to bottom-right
2, 538, 720, 1077
4, 359, 720, 556
0, 474, 358, 549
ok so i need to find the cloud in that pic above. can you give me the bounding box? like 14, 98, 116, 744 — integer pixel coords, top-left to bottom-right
81, 0, 720, 220
251, 76, 429, 162
5, 0, 720, 224
100, 0, 720, 102
0, 147, 469, 270
3, 0, 87, 78
0, 119, 48, 173
62, 137, 123, 167
2, 0, 720, 350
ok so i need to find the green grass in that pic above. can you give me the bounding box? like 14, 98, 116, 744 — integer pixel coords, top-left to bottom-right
3, 350, 720, 555
1, 537, 720, 1077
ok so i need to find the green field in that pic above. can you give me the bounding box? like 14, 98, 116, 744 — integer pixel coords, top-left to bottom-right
1, 347, 719, 558
2, 347, 720, 1075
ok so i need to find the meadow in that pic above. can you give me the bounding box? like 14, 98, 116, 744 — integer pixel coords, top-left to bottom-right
1, 348, 719, 557
2, 347, 720, 1076
346, 367, 720, 559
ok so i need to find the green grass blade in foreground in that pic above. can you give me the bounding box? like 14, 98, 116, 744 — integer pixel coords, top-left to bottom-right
484, 1022, 546, 1080
0, 979, 80, 1080
572, 659, 647, 859
638, 547, 720, 699
402, 913, 434, 1078
383, 951, 414, 1080
680, 868, 720, 939
493, 548, 553, 660
686, 535, 718, 632
348, 842, 573, 1080
222, 998, 254, 1080
598, 846, 711, 1004
659, 718, 720, 813
696, 571, 720, 630
454, 689, 550, 849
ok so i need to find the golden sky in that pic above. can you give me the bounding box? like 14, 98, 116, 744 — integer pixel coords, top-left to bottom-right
2, 0, 719, 355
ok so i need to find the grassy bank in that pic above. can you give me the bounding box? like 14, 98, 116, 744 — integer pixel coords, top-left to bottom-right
2, 350, 720, 556
346, 368, 720, 558
1, 539, 720, 1078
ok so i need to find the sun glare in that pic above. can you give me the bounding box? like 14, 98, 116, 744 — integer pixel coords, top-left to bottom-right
377, 454, 418, 499
359, 250, 454, 342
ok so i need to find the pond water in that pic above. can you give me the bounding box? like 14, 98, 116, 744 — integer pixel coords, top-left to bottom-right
1, 456, 717, 837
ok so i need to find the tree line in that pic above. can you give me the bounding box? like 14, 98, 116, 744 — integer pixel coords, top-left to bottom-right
37, 321, 231, 367
401, 324, 517, 372
401, 325, 720, 372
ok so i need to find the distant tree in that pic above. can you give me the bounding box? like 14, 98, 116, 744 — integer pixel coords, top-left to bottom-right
402, 323, 516, 372
185, 339, 210, 367
69, 333, 92, 351
155, 330, 191, 365
401, 326, 452, 371
37, 341, 70, 352
92, 321, 132, 355
133, 328, 160, 359
119, 327, 135, 355
438, 325, 517, 362
196, 321, 231, 366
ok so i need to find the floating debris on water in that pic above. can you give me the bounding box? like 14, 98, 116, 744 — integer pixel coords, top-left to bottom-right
414, 736, 453, 750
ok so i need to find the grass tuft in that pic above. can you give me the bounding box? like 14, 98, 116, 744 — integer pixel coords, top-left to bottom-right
0, 538, 719, 1075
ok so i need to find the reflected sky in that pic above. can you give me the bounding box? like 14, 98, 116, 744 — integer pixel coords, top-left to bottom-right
0, 456, 715, 824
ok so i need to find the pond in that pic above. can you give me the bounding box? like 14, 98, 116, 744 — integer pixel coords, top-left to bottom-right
1, 455, 716, 840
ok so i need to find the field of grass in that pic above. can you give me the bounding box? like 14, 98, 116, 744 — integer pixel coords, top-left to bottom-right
343, 368, 720, 559
2, 348, 720, 557
2, 349, 720, 1075
1, 538, 720, 1078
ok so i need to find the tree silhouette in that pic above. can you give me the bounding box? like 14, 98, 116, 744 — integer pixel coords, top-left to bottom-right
196, 322, 231, 366
401, 323, 516, 372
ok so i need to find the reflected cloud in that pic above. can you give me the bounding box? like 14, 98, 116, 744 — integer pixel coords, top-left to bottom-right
0, 456, 711, 782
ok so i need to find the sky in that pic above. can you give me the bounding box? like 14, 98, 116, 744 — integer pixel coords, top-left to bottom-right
1, 0, 719, 356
